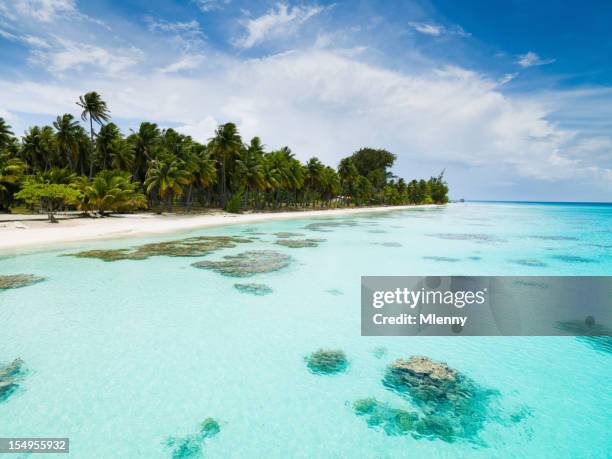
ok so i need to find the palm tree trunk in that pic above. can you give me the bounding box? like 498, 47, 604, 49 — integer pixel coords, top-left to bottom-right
88, 117, 95, 179
220, 158, 226, 207
186, 183, 193, 211
166, 192, 173, 213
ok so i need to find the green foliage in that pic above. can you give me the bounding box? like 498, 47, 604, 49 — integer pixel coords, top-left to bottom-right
14, 183, 81, 220
144, 155, 190, 212
0, 151, 25, 210
225, 191, 243, 213
1, 92, 448, 214
82, 170, 146, 214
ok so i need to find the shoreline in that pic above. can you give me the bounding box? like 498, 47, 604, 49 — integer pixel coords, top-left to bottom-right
0, 205, 442, 252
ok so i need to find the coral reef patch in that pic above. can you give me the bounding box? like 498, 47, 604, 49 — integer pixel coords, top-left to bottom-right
66, 236, 253, 261
273, 232, 305, 238
510, 259, 547, 267
192, 250, 291, 277
381, 356, 500, 442
234, 283, 273, 296
551, 255, 597, 264
374, 242, 402, 247
0, 274, 45, 290
0, 358, 25, 403
275, 238, 325, 248
306, 349, 348, 375
303, 220, 359, 232
528, 235, 578, 241
353, 398, 419, 436
372, 346, 387, 359
166, 417, 220, 459
427, 233, 505, 243
423, 256, 461, 262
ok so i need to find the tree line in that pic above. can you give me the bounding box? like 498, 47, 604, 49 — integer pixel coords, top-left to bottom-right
0, 92, 448, 219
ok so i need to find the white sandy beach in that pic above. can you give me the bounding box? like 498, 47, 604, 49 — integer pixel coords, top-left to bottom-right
0, 205, 440, 251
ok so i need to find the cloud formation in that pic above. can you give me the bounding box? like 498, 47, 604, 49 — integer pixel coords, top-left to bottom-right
29, 38, 142, 74
408, 21, 470, 37
196, 0, 231, 13
517, 51, 555, 68
0, 0, 609, 199
234, 3, 324, 48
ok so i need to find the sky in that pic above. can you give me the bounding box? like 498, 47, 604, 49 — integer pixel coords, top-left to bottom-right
0, 0, 611, 201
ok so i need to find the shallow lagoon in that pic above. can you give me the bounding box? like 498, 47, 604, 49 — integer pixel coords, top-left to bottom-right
0, 202, 611, 458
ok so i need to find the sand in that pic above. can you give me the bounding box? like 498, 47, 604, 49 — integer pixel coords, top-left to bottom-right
0, 205, 440, 252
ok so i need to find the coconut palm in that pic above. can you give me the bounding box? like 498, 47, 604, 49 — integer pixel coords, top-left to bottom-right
0, 151, 25, 209
187, 150, 217, 208
209, 123, 243, 206
0, 118, 15, 150
21, 126, 58, 172
144, 154, 190, 212
34, 167, 77, 185
96, 122, 121, 170
320, 166, 340, 205
130, 122, 160, 183
85, 170, 145, 215
76, 92, 111, 178
53, 114, 81, 171
109, 137, 135, 171
304, 157, 324, 206
233, 138, 266, 207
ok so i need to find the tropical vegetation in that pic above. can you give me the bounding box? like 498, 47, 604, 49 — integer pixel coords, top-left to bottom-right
0, 92, 448, 218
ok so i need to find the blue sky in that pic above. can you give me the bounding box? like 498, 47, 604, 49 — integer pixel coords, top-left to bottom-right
0, 0, 611, 201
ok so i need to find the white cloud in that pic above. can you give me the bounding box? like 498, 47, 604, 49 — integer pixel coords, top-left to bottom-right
517, 51, 555, 68
498, 73, 517, 85
148, 19, 201, 34
147, 18, 206, 52
408, 22, 443, 36
3, 49, 605, 186
159, 54, 206, 73
0, 108, 21, 127
0, 27, 50, 48
408, 21, 470, 38
0, 0, 609, 199
30, 38, 142, 74
2, 0, 76, 22
175, 116, 219, 142
0, 0, 109, 29
196, 0, 231, 12
234, 3, 324, 49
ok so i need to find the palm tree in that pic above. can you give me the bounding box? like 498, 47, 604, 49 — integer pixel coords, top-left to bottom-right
0, 151, 25, 209
96, 122, 121, 169
53, 114, 80, 171
76, 91, 111, 178
109, 137, 135, 171
144, 154, 190, 212
338, 157, 360, 205
0, 118, 15, 150
185, 148, 217, 208
21, 126, 58, 172
85, 170, 145, 215
305, 157, 324, 206
130, 122, 160, 183
235, 151, 265, 208
320, 166, 340, 205
209, 123, 242, 206
35, 167, 77, 185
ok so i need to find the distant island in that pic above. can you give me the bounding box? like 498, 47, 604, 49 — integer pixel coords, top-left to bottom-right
0, 92, 448, 221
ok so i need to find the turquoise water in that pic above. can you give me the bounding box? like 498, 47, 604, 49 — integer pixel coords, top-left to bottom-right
1, 202, 611, 458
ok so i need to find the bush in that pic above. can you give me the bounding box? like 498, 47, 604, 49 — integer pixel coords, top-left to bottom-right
225, 192, 242, 213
